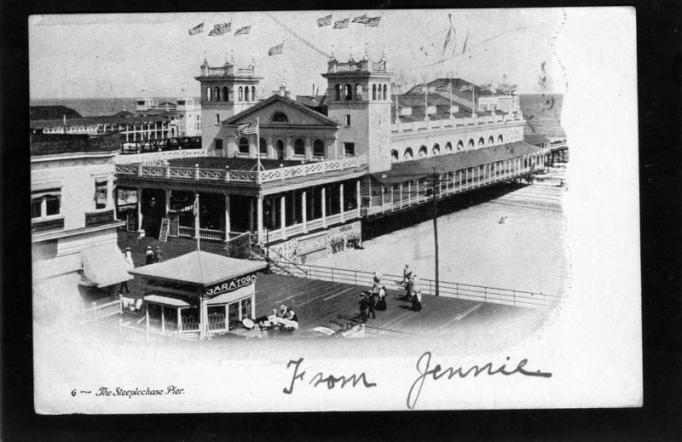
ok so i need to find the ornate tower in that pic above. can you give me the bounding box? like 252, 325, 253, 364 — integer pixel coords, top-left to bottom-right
195, 55, 263, 150
321, 48, 393, 173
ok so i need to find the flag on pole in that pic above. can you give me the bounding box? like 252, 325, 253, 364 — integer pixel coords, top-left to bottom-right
317, 14, 332, 27
236, 122, 257, 135
352, 14, 370, 24
268, 42, 284, 56
366, 16, 381, 27
460, 84, 474, 92
234, 25, 251, 36
189, 23, 204, 35
442, 13, 456, 56
333, 18, 349, 29
209, 22, 231, 36
192, 194, 199, 218
461, 32, 469, 55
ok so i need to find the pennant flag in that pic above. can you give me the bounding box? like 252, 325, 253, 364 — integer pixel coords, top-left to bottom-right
366, 16, 381, 27
333, 18, 349, 29
461, 32, 469, 55
192, 194, 199, 218
268, 42, 284, 56
236, 122, 257, 135
460, 84, 474, 92
234, 25, 251, 36
209, 22, 231, 36
188, 23, 204, 35
442, 13, 456, 56
317, 14, 332, 27
352, 14, 370, 24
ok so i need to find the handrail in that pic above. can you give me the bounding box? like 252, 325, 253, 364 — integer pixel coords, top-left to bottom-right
263, 246, 310, 277
270, 261, 560, 309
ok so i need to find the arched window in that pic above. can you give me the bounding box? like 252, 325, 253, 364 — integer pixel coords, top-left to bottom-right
478, 137, 485, 147
335, 84, 342, 101
238, 137, 249, 154
488, 136, 495, 144
418, 145, 428, 158
206, 87, 212, 101
383, 84, 387, 100
403, 147, 414, 160
238, 86, 243, 101
222, 86, 229, 102
372, 84, 377, 100
272, 112, 288, 123
244, 87, 250, 101
345, 84, 352, 101
214, 87, 221, 102
457, 140, 464, 151
259, 137, 267, 155
498, 134, 504, 143
445, 142, 453, 152
313, 139, 325, 157
355, 84, 362, 100
252, 86, 256, 101
432, 143, 441, 155
390, 149, 399, 162
276, 139, 285, 159
294, 138, 305, 156
467, 139, 475, 149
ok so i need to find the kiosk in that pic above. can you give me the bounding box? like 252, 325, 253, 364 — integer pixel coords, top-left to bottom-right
129, 250, 267, 339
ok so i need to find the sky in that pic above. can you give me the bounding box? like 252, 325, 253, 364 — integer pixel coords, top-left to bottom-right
29, 9, 567, 99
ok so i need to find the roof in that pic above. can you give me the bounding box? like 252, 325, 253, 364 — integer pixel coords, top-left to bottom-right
371, 141, 542, 184
524, 134, 551, 145
128, 250, 267, 287
30, 105, 82, 121
81, 243, 133, 288
30, 112, 176, 129
30, 133, 121, 156
223, 94, 338, 127
144, 294, 190, 307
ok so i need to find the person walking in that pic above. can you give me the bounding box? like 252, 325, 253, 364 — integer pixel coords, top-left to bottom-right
144, 246, 155, 265
358, 293, 369, 322
367, 290, 377, 319
376, 285, 387, 311
124, 247, 134, 268
402, 273, 414, 301
119, 248, 132, 295
402, 264, 412, 285
412, 289, 423, 311
154, 246, 163, 263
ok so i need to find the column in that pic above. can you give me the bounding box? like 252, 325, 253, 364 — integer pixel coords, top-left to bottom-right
339, 183, 345, 222
107, 176, 115, 211
465, 169, 468, 188
165, 189, 171, 217
399, 183, 403, 207
305, 137, 312, 161
356, 180, 361, 217
416, 180, 420, 200
177, 308, 182, 336
248, 198, 255, 232
302, 191, 308, 232
194, 193, 201, 238
224, 194, 231, 241
280, 194, 286, 238
408, 180, 412, 203
137, 188, 143, 231
390, 185, 394, 209
256, 196, 264, 244
321, 186, 327, 227
161, 305, 166, 333
368, 180, 373, 210
199, 297, 207, 340
381, 186, 385, 206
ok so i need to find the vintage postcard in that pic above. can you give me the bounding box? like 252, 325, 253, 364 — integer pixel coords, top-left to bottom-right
30, 8, 640, 413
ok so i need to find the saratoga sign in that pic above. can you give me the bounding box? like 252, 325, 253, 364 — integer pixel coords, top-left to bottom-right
205, 273, 257, 297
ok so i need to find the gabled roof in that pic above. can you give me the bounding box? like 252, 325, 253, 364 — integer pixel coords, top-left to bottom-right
223, 94, 338, 127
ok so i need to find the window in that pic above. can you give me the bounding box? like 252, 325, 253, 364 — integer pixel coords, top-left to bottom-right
403, 147, 414, 160
245, 86, 250, 101
355, 83, 363, 100
488, 136, 495, 144
335, 84, 342, 101
345, 84, 352, 101
272, 112, 288, 123
345, 114, 351, 126
445, 142, 453, 152
372, 84, 377, 100
238, 137, 250, 154
95, 180, 108, 209
222, 86, 229, 102
478, 137, 485, 147
31, 188, 61, 219
344, 142, 355, 156
206, 87, 212, 101
498, 134, 504, 143
294, 138, 305, 156
238, 86, 243, 101
390, 149, 399, 162
457, 140, 464, 151
383, 84, 387, 100
214, 87, 221, 101
418, 145, 428, 157
215, 139, 223, 150
251, 86, 256, 101
259, 137, 267, 155
467, 139, 475, 149
216, 113, 220, 124
432, 143, 440, 155
240, 297, 252, 320
313, 139, 325, 157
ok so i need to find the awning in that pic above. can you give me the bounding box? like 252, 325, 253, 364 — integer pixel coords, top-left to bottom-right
144, 294, 191, 308
81, 243, 133, 288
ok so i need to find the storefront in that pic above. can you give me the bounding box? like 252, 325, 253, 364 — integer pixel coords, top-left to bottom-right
128, 250, 267, 339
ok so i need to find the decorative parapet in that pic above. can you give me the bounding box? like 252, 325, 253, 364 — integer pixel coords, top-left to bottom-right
115, 149, 206, 165
391, 112, 523, 133
115, 155, 363, 185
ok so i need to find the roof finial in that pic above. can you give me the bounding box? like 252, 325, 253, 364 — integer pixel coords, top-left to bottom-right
363, 42, 369, 61
349, 46, 355, 63
230, 49, 235, 64
330, 44, 335, 60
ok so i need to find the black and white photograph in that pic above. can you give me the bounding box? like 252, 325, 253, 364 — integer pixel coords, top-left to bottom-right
28, 8, 641, 413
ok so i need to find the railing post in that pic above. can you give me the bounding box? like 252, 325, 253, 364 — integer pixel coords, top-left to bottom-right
331, 268, 334, 282
484, 287, 487, 303
224, 166, 230, 182
513, 290, 516, 306
137, 164, 142, 177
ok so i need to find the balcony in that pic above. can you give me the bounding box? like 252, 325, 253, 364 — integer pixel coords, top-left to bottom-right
85, 210, 116, 228
31, 217, 65, 233
391, 113, 523, 133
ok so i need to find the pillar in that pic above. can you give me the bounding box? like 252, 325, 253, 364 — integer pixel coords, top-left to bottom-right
137, 188, 143, 231
399, 182, 403, 207
257, 196, 264, 244
321, 186, 327, 227
224, 194, 231, 241
302, 191, 308, 232
280, 194, 286, 238
199, 297, 207, 340
368, 180, 373, 210
194, 193, 201, 238
339, 183, 345, 221
107, 176, 115, 211
177, 308, 182, 335
165, 189, 171, 217
248, 198, 255, 232
356, 180, 361, 217
161, 305, 166, 333
408, 180, 412, 202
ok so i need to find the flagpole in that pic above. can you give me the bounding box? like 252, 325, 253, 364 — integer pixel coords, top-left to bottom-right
194, 193, 201, 251
256, 117, 262, 171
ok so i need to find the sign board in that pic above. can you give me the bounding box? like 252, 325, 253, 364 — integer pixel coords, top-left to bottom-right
169, 215, 179, 238
204, 273, 257, 297
158, 217, 170, 243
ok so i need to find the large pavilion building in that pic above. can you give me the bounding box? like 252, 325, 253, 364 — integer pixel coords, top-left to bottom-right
115, 51, 565, 263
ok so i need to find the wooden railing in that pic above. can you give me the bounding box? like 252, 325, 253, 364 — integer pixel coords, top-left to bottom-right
391, 113, 522, 133
270, 262, 560, 309
83, 299, 122, 321
178, 226, 225, 241
116, 155, 362, 185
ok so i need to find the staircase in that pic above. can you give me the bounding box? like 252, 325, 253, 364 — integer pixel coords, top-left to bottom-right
249, 245, 308, 278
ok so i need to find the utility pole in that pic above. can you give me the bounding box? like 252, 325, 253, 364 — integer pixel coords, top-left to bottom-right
432, 168, 440, 297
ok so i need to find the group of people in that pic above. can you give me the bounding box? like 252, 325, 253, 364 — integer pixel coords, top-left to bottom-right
400, 264, 423, 311
144, 245, 163, 265
358, 272, 388, 321
255, 304, 300, 334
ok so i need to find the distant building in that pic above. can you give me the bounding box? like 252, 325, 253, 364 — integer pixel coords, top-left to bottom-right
32, 133, 131, 326
30, 105, 82, 121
